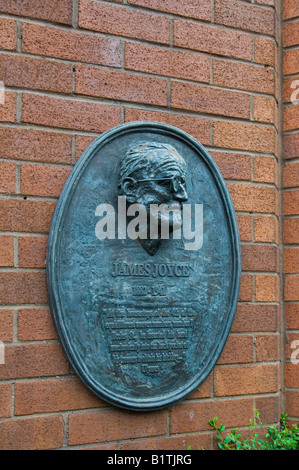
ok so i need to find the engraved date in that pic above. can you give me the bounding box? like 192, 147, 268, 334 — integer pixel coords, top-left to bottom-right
132, 284, 167, 296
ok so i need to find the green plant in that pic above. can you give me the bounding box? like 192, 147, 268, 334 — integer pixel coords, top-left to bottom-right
188, 409, 299, 450
208, 410, 299, 450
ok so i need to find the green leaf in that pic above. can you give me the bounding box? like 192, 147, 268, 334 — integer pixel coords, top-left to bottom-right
209, 417, 217, 427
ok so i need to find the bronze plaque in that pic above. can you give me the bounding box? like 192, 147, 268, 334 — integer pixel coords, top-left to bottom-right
47, 122, 241, 410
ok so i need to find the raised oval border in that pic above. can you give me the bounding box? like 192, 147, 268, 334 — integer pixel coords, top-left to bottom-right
46, 121, 241, 411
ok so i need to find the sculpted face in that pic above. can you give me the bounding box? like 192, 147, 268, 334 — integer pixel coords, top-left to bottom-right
119, 142, 188, 255
132, 170, 188, 209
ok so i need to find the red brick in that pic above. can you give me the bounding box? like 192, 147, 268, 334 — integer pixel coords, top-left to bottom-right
255, 274, 279, 302
0, 235, 14, 267
241, 244, 278, 272
0, 127, 72, 164
0, 343, 69, 380
0, 310, 14, 342
255, 396, 281, 428
213, 59, 275, 94
75, 135, 96, 161
15, 377, 104, 415
68, 408, 167, 445
170, 397, 254, 433
124, 108, 210, 145
285, 362, 299, 388
127, 0, 211, 21
18, 236, 48, 268
284, 218, 299, 244
284, 161, 299, 188
0, 198, 56, 233
254, 156, 277, 184
236, 214, 252, 241
79, 0, 170, 44
21, 164, 71, 198
214, 0, 275, 35
174, 19, 253, 60
255, 334, 280, 361
18, 308, 57, 341
76, 65, 167, 106
217, 335, 254, 364
22, 93, 121, 133
227, 183, 276, 213
210, 151, 251, 181
284, 190, 299, 215
0, 384, 11, 418
0, 271, 48, 305
254, 215, 278, 243
0, 53, 73, 94
171, 81, 250, 119
283, 20, 299, 47
188, 375, 212, 399
121, 433, 212, 451
0, 0, 72, 24
285, 390, 299, 417
239, 274, 253, 301
284, 133, 299, 159
283, 0, 299, 20
0, 415, 65, 450
232, 304, 279, 333
284, 48, 299, 76
0, 17, 16, 51
285, 303, 299, 330
214, 364, 280, 396
22, 23, 121, 67
0, 91, 16, 123
125, 42, 210, 82
254, 37, 275, 67
0, 161, 15, 193
284, 103, 299, 131
254, 96, 276, 124
285, 275, 299, 301
213, 121, 275, 153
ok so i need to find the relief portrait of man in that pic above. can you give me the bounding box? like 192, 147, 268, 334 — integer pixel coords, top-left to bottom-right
118, 142, 189, 255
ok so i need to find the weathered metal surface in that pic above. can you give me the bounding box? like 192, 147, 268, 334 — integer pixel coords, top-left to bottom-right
46, 121, 241, 410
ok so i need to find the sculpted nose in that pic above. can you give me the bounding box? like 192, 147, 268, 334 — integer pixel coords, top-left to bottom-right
174, 184, 188, 202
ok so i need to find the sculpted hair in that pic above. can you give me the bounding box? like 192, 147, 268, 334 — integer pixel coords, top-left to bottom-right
119, 142, 187, 191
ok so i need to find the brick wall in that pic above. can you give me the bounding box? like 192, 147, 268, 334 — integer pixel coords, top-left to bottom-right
283, 0, 299, 424
0, 0, 294, 450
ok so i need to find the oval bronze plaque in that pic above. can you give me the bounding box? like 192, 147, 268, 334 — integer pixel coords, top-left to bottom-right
47, 122, 241, 410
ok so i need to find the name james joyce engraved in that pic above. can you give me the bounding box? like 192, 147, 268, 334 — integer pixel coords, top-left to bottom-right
111, 262, 192, 277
